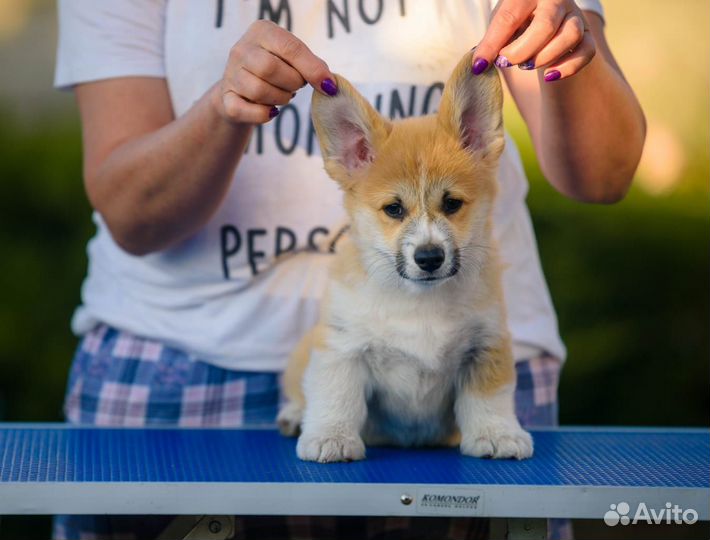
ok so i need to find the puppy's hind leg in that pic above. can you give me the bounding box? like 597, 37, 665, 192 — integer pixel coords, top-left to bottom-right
277, 402, 304, 437
277, 328, 314, 436
455, 338, 533, 460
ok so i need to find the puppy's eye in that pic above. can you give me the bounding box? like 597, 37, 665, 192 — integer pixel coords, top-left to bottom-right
383, 202, 405, 219
442, 197, 463, 215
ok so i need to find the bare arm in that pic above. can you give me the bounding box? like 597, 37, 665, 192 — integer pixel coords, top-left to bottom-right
78, 79, 250, 255
474, 2, 646, 203
503, 13, 645, 203
77, 20, 337, 256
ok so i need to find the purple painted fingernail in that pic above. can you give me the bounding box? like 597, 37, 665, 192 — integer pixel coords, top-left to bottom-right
544, 70, 562, 82
518, 59, 535, 70
472, 57, 489, 75
321, 78, 338, 96
494, 55, 513, 68
269, 106, 280, 119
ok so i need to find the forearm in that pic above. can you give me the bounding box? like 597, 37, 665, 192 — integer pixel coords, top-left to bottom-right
77, 21, 336, 255
534, 48, 646, 203
484, 5, 647, 204
89, 84, 252, 255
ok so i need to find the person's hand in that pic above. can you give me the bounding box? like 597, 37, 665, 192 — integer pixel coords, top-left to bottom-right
219, 20, 337, 124
472, 0, 596, 82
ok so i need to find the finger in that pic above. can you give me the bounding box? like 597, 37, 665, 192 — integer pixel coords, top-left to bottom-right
541, 31, 596, 82
229, 67, 294, 106
498, 2, 568, 66
532, 12, 586, 69
473, 0, 536, 74
256, 21, 337, 95
241, 44, 306, 92
222, 91, 280, 124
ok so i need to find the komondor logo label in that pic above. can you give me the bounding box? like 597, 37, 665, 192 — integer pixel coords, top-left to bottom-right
604, 502, 698, 526
416, 488, 484, 516
420, 493, 481, 510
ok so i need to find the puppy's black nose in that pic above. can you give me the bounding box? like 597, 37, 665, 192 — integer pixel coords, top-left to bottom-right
414, 245, 445, 272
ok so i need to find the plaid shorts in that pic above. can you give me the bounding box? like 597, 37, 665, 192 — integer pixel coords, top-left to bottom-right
54, 324, 568, 540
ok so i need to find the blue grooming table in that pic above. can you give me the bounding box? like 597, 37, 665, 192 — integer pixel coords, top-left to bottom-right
0, 425, 708, 525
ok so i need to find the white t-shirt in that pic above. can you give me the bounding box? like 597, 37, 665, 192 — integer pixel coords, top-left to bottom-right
55, 0, 603, 370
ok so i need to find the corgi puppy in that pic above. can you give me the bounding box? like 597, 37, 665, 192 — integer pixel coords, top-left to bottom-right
277, 51, 533, 462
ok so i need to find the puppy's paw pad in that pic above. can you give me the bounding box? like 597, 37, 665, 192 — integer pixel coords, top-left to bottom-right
461, 425, 533, 460
296, 433, 366, 463
276, 402, 303, 437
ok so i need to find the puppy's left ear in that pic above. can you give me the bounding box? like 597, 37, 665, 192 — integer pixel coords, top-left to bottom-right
311, 75, 392, 188
438, 51, 505, 161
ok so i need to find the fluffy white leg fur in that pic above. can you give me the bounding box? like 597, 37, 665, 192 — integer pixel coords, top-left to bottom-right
296, 350, 368, 462
455, 383, 533, 459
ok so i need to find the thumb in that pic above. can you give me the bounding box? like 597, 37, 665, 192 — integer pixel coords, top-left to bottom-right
473, 1, 533, 75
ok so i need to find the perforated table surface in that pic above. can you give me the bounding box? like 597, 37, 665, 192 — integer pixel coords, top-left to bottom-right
0, 424, 707, 519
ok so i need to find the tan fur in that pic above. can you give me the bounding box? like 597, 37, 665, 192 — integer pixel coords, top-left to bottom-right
280, 52, 530, 459
284, 321, 333, 401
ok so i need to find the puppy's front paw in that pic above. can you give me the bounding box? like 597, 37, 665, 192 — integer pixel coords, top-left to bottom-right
296, 431, 366, 463
277, 402, 303, 437
461, 421, 533, 460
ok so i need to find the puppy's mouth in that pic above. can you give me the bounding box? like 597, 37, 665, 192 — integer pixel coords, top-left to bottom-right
400, 267, 459, 283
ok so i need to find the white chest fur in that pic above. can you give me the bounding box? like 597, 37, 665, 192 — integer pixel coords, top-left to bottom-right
327, 278, 492, 370
324, 277, 498, 445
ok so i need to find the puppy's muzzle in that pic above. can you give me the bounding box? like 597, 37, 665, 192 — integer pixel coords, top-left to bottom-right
413, 244, 445, 273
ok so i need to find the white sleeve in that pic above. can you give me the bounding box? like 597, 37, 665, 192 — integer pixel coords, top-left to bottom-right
575, 0, 604, 22
54, 0, 167, 89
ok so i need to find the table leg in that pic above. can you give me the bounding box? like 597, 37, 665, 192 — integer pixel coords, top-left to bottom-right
157, 515, 235, 540
504, 518, 547, 540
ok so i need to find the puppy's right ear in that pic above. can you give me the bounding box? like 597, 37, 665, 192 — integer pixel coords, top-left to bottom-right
311, 76, 391, 188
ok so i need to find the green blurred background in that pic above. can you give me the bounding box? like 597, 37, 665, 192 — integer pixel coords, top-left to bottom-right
0, 0, 708, 538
